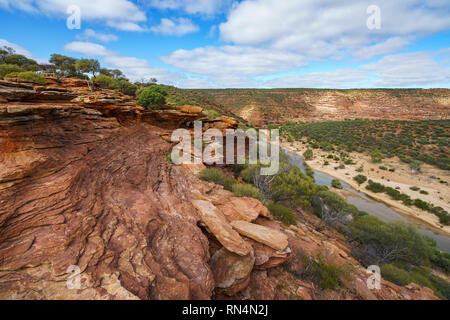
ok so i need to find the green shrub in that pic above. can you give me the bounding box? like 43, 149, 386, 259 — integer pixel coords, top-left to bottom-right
95, 74, 119, 89
267, 202, 297, 226
198, 168, 235, 191
370, 149, 383, 163
379, 165, 388, 170
0, 64, 25, 77
6, 71, 46, 84
381, 264, 412, 286
366, 181, 386, 193
420, 190, 429, 195
331, 179, 343, 189
303, 149, 313, 160
303, 253, 349, 290
137, 85, 168, 109
232, 183, 262, 200
410, 186, 420, 191
353, 174, 367, 185
204, 108, 221, 119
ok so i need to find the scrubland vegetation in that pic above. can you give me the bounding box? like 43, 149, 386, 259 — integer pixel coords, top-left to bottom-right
198, 149, 449, 298
279, 119, 450, 171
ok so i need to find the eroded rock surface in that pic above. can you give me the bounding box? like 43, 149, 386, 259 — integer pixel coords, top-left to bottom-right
0, 77, 441, 300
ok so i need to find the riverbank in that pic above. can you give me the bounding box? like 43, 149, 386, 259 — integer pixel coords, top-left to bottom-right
281, 140, 450, 236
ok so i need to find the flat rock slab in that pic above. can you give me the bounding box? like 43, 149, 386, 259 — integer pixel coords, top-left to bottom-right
230, 197, 270, 220
191, 200, 252, 256
230, 220, 289, 251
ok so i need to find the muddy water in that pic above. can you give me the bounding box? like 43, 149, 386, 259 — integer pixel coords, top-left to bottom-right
285, 150, 450, 252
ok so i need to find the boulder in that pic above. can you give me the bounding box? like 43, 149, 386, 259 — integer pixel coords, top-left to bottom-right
209, 247, 255, 296
191, 200, 252, 256
230, 220, 289, 251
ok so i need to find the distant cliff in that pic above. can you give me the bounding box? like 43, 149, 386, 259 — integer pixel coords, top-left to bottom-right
187, 88, 450, 126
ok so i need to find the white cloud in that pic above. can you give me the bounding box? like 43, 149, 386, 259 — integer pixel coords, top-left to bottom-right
0, 0, 147, 30
76, 29, 118, 42
362, 51, 450, 87
265, 50, 450, 88
150, 18, 199, 36
64, 41, 111, 56
264, 69, 369, 88
63, 41, 178, 83
219, 0, 450, 60
177, 74, 260, 88
147, 0, 229, 16
106, 21, 147, 32
162, 45, 307, 76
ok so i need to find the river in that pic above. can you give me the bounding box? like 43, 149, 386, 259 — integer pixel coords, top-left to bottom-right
284, 149, 450, 253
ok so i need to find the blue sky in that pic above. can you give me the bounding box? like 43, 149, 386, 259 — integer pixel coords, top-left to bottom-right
0, 0, 449, 88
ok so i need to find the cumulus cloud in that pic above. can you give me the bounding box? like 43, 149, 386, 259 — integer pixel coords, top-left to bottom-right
264, 69, 369, 88
162, 46, 307, 76
64, 41, 111, 56
76, 29, 118, 42
219, 0, 450, 60
0, 0, 147, 31
362, 50, 450, 87
63, 41, 178, 83
265, 50, 450, 88
147, 0, 229, 16
150, 18, 199, 36
106, 21, 147, 32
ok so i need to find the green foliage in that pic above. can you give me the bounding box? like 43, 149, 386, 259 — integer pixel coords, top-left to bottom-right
303, 149, 313, 160
232, 183, 262, 200
2, 54, 38, 70
381, 264, 413, 286
370, 149, 383, 163
95, 74, 137, 96
198, 168, 235, 191
366, 181, 449, 224
302, 253, 350, 290
75, 59, 100, 78
381, 264, 449, 300
331, 179, 343, 189
137, 85, 168, 109
353, 174, 367, 185
365, 181, 386, 193
409, 159, 422, 172
6, 71, 46, 84
267, 202, 297, 226
410, 186, 420, 191
278, 119, 450, 171
312, 190, 360, 224
204, 108, 221, 119
0, 64, 24, 77
352, 215, 434, 265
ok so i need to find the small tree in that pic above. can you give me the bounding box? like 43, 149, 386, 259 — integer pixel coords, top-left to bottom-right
49, 54, 78, 77
369, 149, 383, 163
409, 159, 422, 174
75, 59, 100, 79
303, 149, 313, 160
137, 85, 168, 109
353, 174, 367, 185
75, 59, 100, 92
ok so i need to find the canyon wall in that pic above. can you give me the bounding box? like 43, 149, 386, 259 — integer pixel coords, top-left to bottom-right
192, 88, 450, 126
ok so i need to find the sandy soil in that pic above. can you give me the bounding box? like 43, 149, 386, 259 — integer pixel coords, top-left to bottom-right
281, 139, 450, 235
